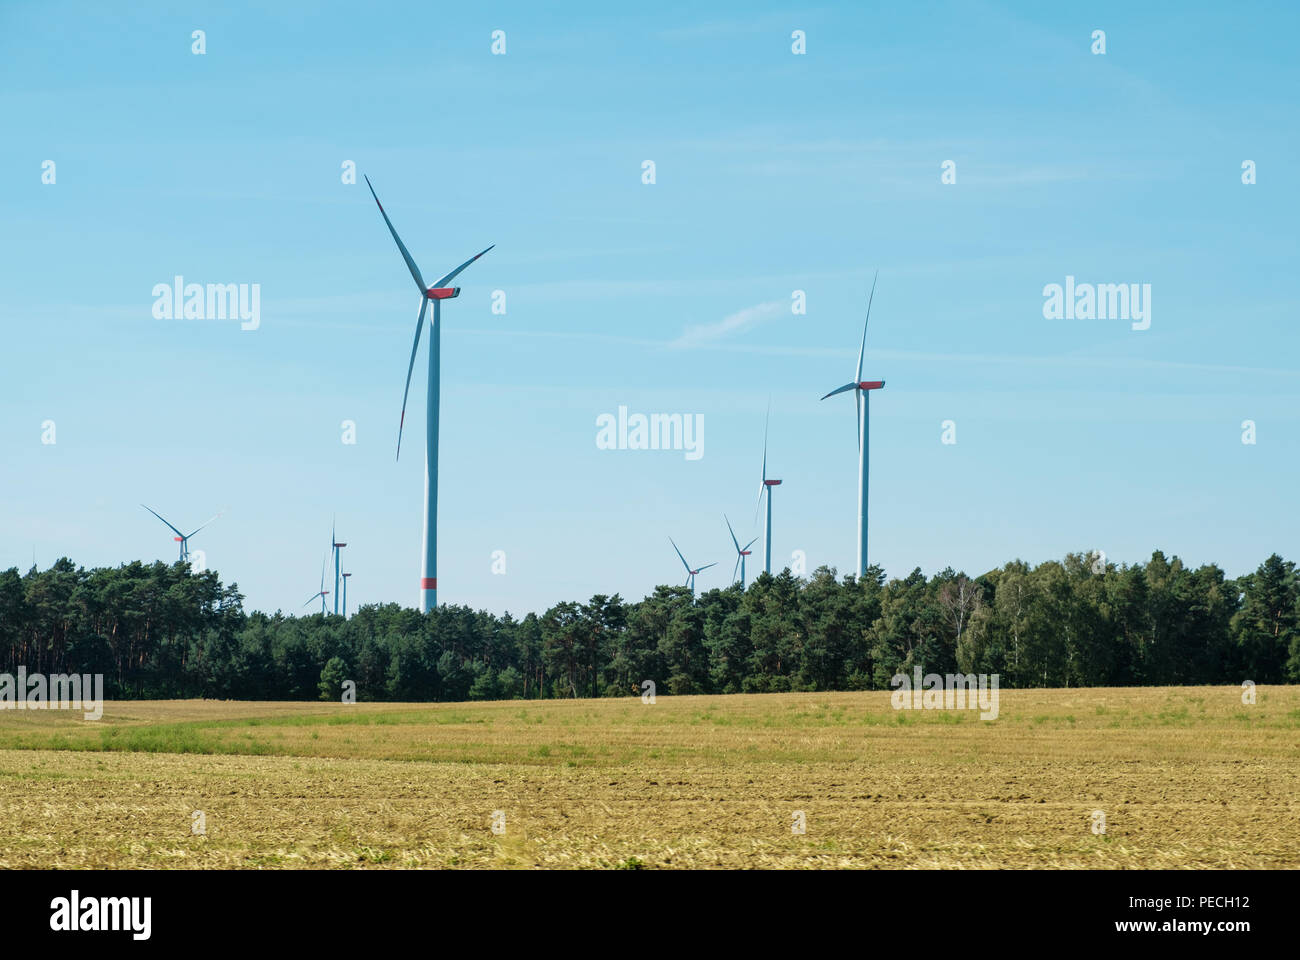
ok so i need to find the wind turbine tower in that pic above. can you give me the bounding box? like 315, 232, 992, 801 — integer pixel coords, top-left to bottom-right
820, 272, 885, 577
669, 538, 716, 598
725, 515, 757, 588
364, 175, 493, 612
331, 519, 347, 616
141, 505, 220, 563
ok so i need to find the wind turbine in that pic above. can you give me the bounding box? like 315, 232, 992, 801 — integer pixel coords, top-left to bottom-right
341, 572, 352, 618
724, 515, 758, 588
669, 538, 716, 597
303, 556, 330, 615
331, 518, 347, 616
820, 270, 885, 577
755, 405, 782, 574
364, 175, 493, 613
141, 505, 220, 563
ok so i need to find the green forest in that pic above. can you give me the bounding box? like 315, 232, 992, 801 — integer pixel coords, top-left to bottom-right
2, 551, 1297, 701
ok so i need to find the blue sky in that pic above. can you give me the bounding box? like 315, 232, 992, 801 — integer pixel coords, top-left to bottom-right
2, 1, 1297, 616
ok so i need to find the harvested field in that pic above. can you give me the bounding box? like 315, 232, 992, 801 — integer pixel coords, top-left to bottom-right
0, 686, 1296, 868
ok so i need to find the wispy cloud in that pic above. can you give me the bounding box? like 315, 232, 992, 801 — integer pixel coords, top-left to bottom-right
657, 12, 820, 41
458, 326, 1300, 381
670, 300, 786, 348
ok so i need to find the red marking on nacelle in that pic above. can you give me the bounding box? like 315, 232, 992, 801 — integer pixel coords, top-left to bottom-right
421, 577, 437, 589
426, 287, 461, 300
859, 380, 885, 390
740, 551, 752, 556
174, 537, 183, 541
333, 542, 347, 548
764, 479, 783, 486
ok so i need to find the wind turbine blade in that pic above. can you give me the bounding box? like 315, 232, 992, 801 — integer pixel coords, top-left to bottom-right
819, 382, 858, 401
396, 297, 430, 461
669, 537, 691, 574
432, 245, 494, 288
743, 537, 758, 551
303, 594, 318, 608
754, 403, 773, 524
732, 555, 741, 581
184, 512, 222, 539
856, 269, 878, 384
141, 504, 185, 539
724, 514, 741, 553
364, 175, 426, 293
762, 399, 771, 483
697, 562, 717, 573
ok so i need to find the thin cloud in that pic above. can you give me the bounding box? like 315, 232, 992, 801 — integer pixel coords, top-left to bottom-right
670, 300, 786, 348
457, 327, 1300, 380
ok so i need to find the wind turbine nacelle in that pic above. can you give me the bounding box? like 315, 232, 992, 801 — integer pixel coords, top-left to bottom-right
173, 537, 183, 542
764, 479, 783, 487
426, 286, 461, 300
859, 380, 885, 391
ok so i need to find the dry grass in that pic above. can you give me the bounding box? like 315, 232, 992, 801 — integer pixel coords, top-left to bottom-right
0, 686, 1296, 868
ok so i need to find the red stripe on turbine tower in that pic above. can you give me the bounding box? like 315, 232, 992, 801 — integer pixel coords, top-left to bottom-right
421, 578, 437, 589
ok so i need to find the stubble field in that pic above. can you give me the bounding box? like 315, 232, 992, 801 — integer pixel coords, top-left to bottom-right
0, 686, 1296, 869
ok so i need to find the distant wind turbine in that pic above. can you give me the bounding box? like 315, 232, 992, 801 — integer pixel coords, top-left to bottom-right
820, 270, 885, 577
669, 537, 716, 597
341, 571, 352, 618
141, 505, 220, 563
331, 518, 347, 616
755, 404, 782, 574
303, 555, 330, 614
724, 515, 758, 588
364, 175, 493, 613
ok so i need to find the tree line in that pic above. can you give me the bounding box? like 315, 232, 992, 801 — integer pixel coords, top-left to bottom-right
0, 550, 1297, 701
